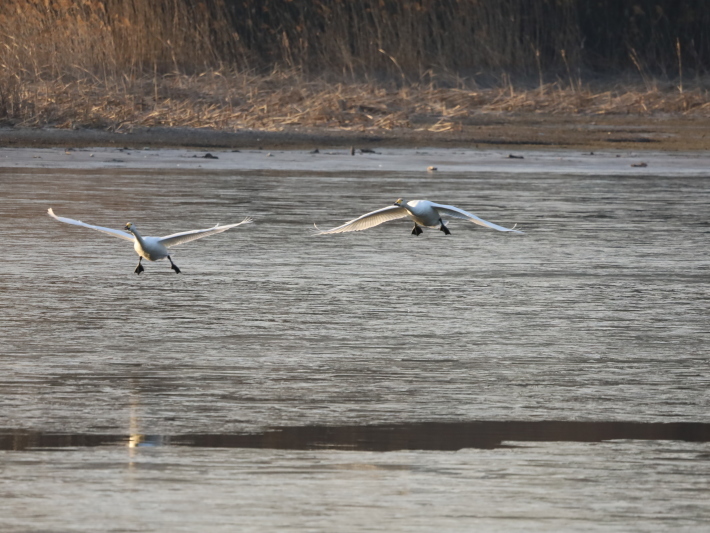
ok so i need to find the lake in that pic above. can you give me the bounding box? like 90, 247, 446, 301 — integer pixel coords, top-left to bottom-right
1, 147, 708, 532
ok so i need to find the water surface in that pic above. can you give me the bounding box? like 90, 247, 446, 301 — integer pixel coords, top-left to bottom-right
1, 148, 708, 531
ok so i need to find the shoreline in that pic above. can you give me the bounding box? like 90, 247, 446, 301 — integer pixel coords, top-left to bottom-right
1, 115, 709, 152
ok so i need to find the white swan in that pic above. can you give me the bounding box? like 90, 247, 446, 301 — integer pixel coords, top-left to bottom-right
48, 208, 253, 274
315, 198, 523, 236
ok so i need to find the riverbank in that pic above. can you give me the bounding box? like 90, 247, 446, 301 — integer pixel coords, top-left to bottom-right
1, 114, 710, 151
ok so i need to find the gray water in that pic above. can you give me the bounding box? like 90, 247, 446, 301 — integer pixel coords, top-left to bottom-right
1, 148, 709, 532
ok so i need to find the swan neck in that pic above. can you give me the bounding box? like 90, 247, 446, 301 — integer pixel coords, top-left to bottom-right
131, 229, 145, 245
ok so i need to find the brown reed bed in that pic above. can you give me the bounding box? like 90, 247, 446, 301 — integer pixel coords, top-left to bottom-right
1, 1, 709, 134
2, 70, 710, 134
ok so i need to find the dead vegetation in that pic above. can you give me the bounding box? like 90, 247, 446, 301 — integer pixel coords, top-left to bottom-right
3, 70, 710, 133
1, 1, 709, 133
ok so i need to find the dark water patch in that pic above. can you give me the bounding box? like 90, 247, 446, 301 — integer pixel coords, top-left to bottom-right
3, 421, 710, 452
606, 137, 658, 143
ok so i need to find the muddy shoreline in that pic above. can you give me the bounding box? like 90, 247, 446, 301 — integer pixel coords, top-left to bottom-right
1, 114, 709, 151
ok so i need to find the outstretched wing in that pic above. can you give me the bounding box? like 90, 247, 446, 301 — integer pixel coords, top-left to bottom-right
315, 206, 408, 234
430, 203, 524, 233
48, 208, 135, 241
159, 217, 253, 247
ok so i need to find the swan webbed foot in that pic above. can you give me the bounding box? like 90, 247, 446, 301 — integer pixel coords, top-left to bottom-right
134, 258, 144, 275
439, 219, 451, 235
411, 224, 423, 236
168, 256, 181, 274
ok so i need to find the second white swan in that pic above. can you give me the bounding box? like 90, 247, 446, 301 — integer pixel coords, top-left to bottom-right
315, 198, 523, 236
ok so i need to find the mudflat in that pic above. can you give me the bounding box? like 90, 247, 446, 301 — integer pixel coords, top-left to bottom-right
1, 114, 708, 151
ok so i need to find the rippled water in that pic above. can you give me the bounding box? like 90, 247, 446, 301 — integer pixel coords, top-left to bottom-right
1, 148, 709, 531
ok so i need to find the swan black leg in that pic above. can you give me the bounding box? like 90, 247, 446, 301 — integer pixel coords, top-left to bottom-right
439, 219, 451, 235
411, 224, 423, 236
168, 255, 181, 274
134, 257, 145, 275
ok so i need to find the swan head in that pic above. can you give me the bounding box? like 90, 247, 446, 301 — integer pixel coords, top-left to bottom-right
124, 222, 136, 233
394, 198, 406, 206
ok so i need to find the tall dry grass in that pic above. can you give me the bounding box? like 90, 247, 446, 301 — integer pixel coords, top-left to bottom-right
224, 0, 582, 77
0, 0, 235, 75
1, 1, 709, 130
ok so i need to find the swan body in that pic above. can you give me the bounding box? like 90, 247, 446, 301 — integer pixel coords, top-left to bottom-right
48, 208, 253, 274
315, 198, 523, 236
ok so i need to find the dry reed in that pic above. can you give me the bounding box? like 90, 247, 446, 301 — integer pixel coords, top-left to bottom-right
4, 70, 710, 133
1, 1, 709, 132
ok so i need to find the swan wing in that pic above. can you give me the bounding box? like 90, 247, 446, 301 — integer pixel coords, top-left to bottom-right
159, 217, 253, 247
48, 208, 135, 241
315, 205, 408, 234
430, 203, 524, 233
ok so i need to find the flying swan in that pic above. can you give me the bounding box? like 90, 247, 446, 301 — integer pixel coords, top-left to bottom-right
48, 208, 253, 274
315, 198, 523, 236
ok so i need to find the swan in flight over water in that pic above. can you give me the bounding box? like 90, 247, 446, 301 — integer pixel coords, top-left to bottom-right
315, 198, 524, 236
48, 208, 253, 274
